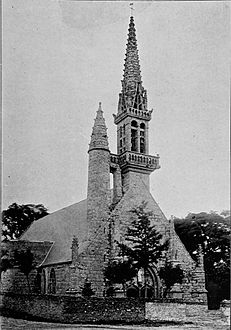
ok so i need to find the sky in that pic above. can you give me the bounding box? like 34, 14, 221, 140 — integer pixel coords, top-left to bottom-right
2, 1, 230, 218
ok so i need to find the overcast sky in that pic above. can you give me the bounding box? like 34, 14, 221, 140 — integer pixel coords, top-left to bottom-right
2, 1, 230, 218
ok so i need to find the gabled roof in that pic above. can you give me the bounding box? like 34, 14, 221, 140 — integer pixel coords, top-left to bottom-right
21, 199, 88, 266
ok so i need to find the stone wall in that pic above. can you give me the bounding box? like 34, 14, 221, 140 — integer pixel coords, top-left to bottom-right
1, 240, 52, 294
42, 263, 71, 294
146, 301, 230, 325
1, 293, 229, 325
0, 293, 145, 323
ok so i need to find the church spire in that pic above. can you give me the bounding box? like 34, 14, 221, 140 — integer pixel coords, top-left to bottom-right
89, 102, 109, 152
123, 16, 142, 91
115, 16, 150, 118
112, 12, 160, 191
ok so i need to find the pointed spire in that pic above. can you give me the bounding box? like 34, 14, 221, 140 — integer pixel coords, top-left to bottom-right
88, 102, 109, 152
123, 16, 142, 90
115, 16, 149, 117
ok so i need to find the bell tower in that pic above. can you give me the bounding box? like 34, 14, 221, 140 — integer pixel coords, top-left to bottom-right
111, 16, 160, 194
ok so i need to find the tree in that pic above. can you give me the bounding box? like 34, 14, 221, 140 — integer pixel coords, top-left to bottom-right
118, 202, 169, 299
13, 248, 35, 294
2, 203, 49, 241
159, 263, 184, 298
0, 247, 14, 278
174, 211, 230, 302
104, 259, 137, 295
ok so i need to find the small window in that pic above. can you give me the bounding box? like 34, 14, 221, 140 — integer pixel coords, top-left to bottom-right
49, 268, 56, 294
41, 269, 46, 294
131, 129, 138, 152
140, 137, 145, 154
119, 126, 123, 138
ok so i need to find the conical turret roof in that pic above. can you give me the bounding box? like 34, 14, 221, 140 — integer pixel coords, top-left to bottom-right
89, 102, 109, 152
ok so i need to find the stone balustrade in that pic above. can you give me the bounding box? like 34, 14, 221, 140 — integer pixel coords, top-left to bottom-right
110, 152, 160, 170
127, 107, 152, 119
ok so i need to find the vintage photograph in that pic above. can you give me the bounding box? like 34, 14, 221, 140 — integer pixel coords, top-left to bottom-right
1, 1, 230, 329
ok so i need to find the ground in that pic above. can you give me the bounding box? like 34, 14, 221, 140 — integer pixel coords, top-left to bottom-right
1, 314, 229, 330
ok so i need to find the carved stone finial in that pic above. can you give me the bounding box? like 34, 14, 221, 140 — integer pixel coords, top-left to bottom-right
71, 235, 79, 264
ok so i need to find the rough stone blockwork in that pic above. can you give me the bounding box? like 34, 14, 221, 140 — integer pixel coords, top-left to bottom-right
0, 293, 145, 323
146, 302, 230, 325
1, 240, 52, 294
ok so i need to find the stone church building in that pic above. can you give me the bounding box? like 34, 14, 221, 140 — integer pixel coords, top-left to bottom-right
2, 16, 207, 303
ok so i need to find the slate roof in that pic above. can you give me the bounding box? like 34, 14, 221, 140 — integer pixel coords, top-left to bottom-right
22, 199, 88, 266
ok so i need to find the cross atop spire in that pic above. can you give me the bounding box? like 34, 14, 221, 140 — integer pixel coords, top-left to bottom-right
129, 3, 134, 17
89, 103, 109, 152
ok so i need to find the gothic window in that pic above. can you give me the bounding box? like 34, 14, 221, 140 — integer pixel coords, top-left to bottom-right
119, 126, 123, 138
48, 268, 56, 294
41, 269, 46, 294
34, 270, 41, 294
140, 123, 145, 154
131, 120, 138, 152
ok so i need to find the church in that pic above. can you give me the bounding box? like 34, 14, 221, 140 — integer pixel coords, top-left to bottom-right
2, 16, 207, 303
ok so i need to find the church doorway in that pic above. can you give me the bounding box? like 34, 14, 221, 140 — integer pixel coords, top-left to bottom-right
126, 266, 161, 299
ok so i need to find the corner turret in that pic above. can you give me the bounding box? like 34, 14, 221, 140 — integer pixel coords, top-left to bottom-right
85, 103, 111, 295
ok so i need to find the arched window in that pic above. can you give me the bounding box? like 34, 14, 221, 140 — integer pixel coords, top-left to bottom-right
131, 120, 138, 152
34, 270, 41, 294
140, 123, 145, 154
49, 268, 56, 294
41, 269, 46, 294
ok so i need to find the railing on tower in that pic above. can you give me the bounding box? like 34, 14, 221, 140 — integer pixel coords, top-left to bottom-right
110, 151, 160, 171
